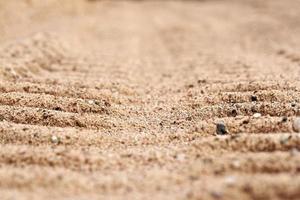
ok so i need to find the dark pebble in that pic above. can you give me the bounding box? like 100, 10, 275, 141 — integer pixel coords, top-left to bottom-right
231, 109, 238, 117
250, 95, 258, 102
281, 116, 288, 122
216, 123, 228, 135
242, 119, 249, 124
54, 107, 62, 111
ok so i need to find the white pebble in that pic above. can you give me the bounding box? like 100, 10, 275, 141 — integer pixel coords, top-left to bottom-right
224, 176, 236, 187
231, 160, 241, 169
253, 113, 261, 118
88, 100, 94, 105
293, 117, 300, 133
175, 153, 186, 162
51, 135, 59, 144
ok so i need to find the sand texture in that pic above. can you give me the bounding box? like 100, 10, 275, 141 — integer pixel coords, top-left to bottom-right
0, 0, 300, 199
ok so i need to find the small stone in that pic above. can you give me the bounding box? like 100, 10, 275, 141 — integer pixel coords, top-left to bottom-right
87, 100, 94, 105
216, 123, 228, 135
54, 107, 62, 111
50, 135, 60, 144
175, 153, 186, 162
281, 116, 288, 123
187, 84, 194, 88
224, 176, 236, 187
251, 95, 258, 102
94, 100, 101, 106
65, 135, 71, 140
197, 79, 207, 84
231, 160, 241, 169
280, 135, 292, 145
242, 119, 249, 124
231, 109, 238, 117
293, 118, 300, 132
253, 113, 261, 118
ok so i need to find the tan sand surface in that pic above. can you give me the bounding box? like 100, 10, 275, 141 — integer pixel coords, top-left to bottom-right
0, 0, 300, 199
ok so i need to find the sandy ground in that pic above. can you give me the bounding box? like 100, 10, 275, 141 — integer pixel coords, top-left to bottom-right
0, 0, 300, 199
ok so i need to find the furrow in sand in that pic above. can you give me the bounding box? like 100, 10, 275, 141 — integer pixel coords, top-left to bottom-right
0, 165, 133, 194
171, 116, 294, 136
0, 139, 299, 173
0, 117, 297, 148
194, 80, 299, 93
0, 81, 123, 104
187, 174, 300, 200
0, 92, 112, 114
188, 102, 300, 119
19, 75, 138, 96
187, 151, 300, 175
0, 105, 112, 130
186, 90, 300, 106
191, 133, 300, 152
0, 121, 292, 146
0, 144, 177, 171
0, 166, 299, 200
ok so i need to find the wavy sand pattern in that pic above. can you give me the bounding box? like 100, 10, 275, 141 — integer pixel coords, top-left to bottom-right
0, 0, 300, 199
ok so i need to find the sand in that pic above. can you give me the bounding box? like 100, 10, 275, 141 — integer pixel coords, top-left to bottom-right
0, 0, 300, 199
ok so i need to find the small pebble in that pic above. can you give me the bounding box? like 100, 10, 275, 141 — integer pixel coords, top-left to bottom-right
94, 100, 101, 106
50, 135, 60, 144
253, 113, 261, 118
280, 135, 292, 145
231, 109, 238, 117
242, 119, 249, 124
54, 107, 62, 111
175, 153, 186, 162
216, 123, 228, 135
281, 116, 288, 123
87, 100, 94, 105
65, 135, 71, 140
251, 95, 258, 102
231, 160, 241, 169
293, 118, 300, 133
224, 176, 236, 187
